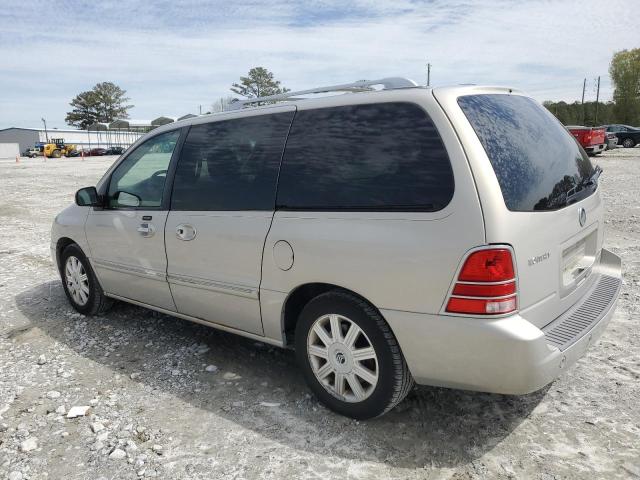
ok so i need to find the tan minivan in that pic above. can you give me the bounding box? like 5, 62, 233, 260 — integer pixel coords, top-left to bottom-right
52, 78, 622, 419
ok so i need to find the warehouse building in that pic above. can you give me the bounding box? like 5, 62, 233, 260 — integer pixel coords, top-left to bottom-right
0, 115, 196, 154
0, 127, 143, 154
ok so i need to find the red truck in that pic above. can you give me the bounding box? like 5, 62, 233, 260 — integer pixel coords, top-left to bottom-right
566, 125, 606, 156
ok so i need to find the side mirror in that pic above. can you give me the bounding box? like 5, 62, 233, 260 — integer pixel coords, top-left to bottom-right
115, 191, 141, 207
75, 186, 100, 206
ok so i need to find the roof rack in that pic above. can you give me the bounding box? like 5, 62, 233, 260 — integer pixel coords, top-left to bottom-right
228, 77, 419, 110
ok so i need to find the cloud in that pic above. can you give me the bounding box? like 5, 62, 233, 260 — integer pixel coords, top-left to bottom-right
0, 0, 635, 128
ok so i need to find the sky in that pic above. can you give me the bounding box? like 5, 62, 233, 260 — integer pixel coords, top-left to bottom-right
0, 0, 637, 129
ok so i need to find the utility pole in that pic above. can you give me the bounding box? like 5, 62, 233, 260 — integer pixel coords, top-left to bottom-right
199, 105, 202, 115
581, 78, 586, 125
41, 117, 49, 142
426, 63, 431, 86
594, 76, 601, 125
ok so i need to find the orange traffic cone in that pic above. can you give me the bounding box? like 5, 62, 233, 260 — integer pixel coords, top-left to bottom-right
81, 150, 85, 161
43, 152, 47, 162
15, 155, 19, 163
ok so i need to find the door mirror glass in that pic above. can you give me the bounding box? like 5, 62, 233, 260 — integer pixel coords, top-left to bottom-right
75, 186, 99, 206
115, 191, 141, 207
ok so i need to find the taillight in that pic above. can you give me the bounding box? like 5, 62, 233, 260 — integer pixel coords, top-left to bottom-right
446, 248, 517, 315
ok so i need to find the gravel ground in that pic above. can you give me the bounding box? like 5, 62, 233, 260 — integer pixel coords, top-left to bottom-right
0, 150, 638, 480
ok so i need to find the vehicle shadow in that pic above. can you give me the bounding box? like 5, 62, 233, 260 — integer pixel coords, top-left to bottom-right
15, 281, 547, 469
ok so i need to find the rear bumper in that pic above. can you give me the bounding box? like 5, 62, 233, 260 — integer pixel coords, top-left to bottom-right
383, 248, 622, 394
586, 143, 606, 154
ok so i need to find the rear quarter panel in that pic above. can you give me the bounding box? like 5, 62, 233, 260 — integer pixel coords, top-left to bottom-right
433, 86, 605, 328
260, 89, 485, 342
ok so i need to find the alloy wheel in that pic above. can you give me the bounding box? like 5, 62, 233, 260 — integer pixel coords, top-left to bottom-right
307, 314, 379, 402
65, 255, 90, 306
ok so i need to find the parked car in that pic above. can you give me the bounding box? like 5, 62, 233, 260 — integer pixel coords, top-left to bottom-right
67, 149, 81, 157
52, 79, 622, 419
566, 125, 606, 156
24, 147, 42, 158
604, 131, 618, 150
604, 124, 640, 148
104, 146, 125, 155
84, 148, 107, 157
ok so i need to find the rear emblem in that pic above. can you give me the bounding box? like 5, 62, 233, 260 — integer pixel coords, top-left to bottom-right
578, 208, 587, 227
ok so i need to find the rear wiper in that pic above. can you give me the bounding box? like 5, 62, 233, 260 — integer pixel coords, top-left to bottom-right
566, 165, 602, 204
581, 165, 603, 188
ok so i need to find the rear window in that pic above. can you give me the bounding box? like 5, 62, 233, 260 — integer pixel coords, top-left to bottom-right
277, 102, 454, 211
458, 94, 596, 211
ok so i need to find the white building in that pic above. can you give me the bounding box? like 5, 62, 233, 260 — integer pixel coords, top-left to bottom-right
0, 127, 144, 154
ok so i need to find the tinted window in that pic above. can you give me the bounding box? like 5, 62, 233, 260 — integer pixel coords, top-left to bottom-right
458, 94, 596, 211
277, 103, 454, 211
108, 130, 180, 208
171, 112, 294, 211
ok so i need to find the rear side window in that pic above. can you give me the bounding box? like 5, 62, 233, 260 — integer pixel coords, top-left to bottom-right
458, 94, 596, 211
171, 112, 294, 211
277, 103, 454, 211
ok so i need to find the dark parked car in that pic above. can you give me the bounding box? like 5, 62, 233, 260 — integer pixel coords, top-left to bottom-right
605, 124, 640, 148
105, 146, 125, 155
88, 148, 107, 156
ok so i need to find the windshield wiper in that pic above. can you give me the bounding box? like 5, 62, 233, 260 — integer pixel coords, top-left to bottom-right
566, 165, 602, 205
581, 164, 603, 188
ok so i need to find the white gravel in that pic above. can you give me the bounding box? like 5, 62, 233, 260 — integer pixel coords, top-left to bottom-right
0, 150, 639, 479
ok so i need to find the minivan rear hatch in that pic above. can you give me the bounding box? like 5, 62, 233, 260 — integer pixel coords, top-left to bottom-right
436, 88, 604, 328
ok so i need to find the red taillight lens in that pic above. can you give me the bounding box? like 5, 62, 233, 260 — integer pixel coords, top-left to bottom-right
446, 248, 517, 315
452, 281, 516, 297
457, 249, 515, 282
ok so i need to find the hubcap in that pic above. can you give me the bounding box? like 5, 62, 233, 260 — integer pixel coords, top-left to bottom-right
65, 256, 90, 306
307, 314, 379, 403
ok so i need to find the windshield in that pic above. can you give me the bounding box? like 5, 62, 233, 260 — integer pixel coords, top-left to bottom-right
458, 94, 597, 211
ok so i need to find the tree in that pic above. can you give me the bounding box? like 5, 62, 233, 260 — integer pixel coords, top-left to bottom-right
230, 67, 289, 99
65, 82, 133, 129
211, 95, 236, 113
609, 48, 640, 125
543, 100, 616, 126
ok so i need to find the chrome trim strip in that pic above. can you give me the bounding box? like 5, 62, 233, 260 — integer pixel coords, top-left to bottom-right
167, 273, 258, 299
455, 279, 516, 286
449, 293, 517, 301
92, 258, 166, 281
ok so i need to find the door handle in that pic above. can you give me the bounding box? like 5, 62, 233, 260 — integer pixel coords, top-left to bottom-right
137, 223, 156, 238
176, 224, 197, 241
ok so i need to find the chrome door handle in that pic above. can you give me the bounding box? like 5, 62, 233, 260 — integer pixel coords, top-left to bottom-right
137, 223, 155, 238
176, 224, 196, 241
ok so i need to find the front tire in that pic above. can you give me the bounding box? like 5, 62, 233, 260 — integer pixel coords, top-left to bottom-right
60, 244, 112, 315
295, 291, 413, 419
622, 138, 636, 148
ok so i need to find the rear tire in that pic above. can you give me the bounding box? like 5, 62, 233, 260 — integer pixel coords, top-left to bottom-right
295, 290, 413, 419
622, 138, 635, 148
60, 244, 112, 315
52, 149, 61, 158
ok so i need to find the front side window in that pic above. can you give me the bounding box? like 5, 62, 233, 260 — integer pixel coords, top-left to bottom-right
171, 112, 294, 211
277, 103, 454, 211
108, 130, 180, 208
